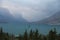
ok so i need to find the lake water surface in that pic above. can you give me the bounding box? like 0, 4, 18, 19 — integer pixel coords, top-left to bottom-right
0, 23, 60, 35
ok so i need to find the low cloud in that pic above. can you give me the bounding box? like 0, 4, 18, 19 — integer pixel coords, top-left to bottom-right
0, 0, 60, 22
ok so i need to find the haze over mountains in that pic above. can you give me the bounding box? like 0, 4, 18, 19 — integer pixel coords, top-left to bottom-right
36, 11, 60, 25
0, 7, 60, 25
0, 7, 27, 23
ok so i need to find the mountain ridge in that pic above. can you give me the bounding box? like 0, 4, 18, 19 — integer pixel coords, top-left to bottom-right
35, 11, 60, 25
0, 7, 27, 23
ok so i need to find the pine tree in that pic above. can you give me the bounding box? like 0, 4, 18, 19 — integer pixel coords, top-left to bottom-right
57, 34, 60, 40
19, 35, 22, 40
0, 27, 3, 40
29, 29, 33, 40
53, 28, 57, 40
23, 30, 28, 40
48, 30, 53, 40
48, 28, 57, 40
39, 34, 42, 40
43, 36, 47, 40
0, 27, 3, 34
34, 29, 39, 40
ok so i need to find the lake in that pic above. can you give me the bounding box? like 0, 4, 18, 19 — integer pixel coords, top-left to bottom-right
0, 23, 60, 35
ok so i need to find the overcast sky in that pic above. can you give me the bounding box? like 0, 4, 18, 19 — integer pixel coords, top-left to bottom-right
0, 0, 60, 22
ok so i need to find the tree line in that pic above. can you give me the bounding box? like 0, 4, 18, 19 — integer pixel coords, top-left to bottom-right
0, 27, 60, 40
17, 28, 60, 40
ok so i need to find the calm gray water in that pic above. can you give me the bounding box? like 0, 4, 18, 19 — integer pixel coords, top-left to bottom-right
0, 23, 60, 35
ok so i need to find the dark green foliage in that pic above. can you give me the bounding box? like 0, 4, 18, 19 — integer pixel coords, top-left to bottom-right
23, 30, 28, 40
34, 29, 39, 40
0, 27, 14, 40
43, 36, 47, 40
29, 29, 33, 40
0, 27, 60, 40
39, 35, 42, 40
48, 28, 57, 40
18, 35, 22, 40
57, 34, 60, 40
0, 27, 3, 34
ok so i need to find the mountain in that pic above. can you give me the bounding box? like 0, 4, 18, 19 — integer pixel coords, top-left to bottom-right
0, 7, 27, 23
0, 7, 14, 23
36, 11, 60, 25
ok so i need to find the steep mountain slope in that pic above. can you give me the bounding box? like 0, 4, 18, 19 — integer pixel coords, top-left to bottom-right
0, 7, 14, 23
36, 11, 60, 24
0, 7, 27, 23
